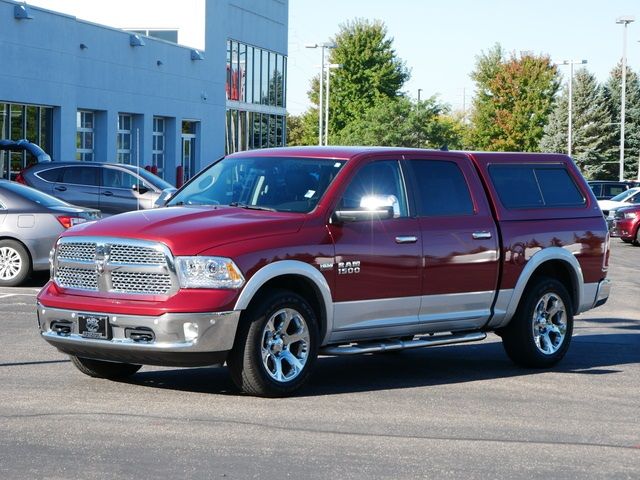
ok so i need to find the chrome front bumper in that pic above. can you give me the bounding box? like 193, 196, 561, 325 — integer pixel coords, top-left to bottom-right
37, 303, 240, 366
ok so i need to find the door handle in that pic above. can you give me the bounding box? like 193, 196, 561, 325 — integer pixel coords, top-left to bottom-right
472, 231, 492, 240
103, 191, 113, 196
395, 235, 418, 244
54, 186, 67, 192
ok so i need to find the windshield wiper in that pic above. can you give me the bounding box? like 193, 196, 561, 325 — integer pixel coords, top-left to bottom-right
229, 202, 277, 212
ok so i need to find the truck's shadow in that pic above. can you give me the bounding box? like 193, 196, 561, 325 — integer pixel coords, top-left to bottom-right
123, 326, 640, 397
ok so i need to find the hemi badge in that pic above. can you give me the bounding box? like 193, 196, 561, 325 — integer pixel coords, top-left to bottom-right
319, 263, 334, 271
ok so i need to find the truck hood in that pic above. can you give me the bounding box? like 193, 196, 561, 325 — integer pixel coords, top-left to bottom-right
63, 205, 306, 255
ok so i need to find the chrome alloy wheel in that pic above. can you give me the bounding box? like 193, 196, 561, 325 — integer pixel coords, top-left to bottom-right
261, 308, 310, 383
531, 293, 567, 355
0, 246, 22, 281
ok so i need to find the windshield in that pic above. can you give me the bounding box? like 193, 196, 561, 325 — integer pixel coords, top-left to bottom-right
168, 156, 346, 213
610, 187, 639, 202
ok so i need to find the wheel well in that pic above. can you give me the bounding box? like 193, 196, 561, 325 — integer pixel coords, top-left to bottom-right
528, 260, 578, 313
246, 274, 327, 340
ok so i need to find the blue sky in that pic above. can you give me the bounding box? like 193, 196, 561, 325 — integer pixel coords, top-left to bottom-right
288, 0, 640, 115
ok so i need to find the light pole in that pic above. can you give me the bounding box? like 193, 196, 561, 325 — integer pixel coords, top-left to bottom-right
324, 63, 340, 145
616, 16, 635, 181
557, 59, 587, 157
417, 89, 423, 102
305, 42, 336, 146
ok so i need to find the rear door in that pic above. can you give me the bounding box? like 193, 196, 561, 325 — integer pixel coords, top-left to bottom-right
404, 154, 500, 330
328, 158, 422, 333
55, 166, 100, 209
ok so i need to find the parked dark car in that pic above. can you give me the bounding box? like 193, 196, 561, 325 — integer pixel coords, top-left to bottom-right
588, 180, 639, 200
0, 180, 99, 286
18, 162, 175, 215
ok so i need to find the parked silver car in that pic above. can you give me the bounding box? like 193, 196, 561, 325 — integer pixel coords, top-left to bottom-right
0, 180, 99, 286
18, 162, 175, 215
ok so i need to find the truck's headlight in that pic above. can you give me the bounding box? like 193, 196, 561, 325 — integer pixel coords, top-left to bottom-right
176, 256, 245, 289
624, 211, 637, 219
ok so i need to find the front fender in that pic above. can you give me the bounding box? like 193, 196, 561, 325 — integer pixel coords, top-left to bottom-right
233, 260, 334, 345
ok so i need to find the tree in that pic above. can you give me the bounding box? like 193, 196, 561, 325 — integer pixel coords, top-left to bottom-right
333, 96, 463, 148
286, 111, 317, 146
290, 18, 411, 145
467, 45, 560, 152
327, 19, 409, 135
540, 69, 616, 179
602, 63, 640, 180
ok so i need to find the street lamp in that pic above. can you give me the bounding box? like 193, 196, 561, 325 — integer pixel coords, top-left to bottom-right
417, 89, 423, 102
557, 59, 587, 157
324, 63, 340, 145
305, 42, 336, 146
616, 15, 635, 181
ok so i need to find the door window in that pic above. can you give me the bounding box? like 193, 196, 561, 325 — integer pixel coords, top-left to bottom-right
102, 168, 143, 189
339, 160, 408, 218
61, 166, 99, 186
410, 160, 474, 216
35, 167, 63, 183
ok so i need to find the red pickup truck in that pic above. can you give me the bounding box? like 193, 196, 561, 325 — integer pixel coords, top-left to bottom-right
37, 147, 611, 396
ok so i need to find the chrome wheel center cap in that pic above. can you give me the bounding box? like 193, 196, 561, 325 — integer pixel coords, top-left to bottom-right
270, 337, 284, 354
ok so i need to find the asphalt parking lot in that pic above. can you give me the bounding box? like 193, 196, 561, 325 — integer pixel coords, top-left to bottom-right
0, 242, 638, 479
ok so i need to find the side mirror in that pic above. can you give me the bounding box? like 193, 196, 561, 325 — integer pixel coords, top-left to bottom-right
332, 206, 394, 223
132, 183, 150, 195
154, 187, 178, 207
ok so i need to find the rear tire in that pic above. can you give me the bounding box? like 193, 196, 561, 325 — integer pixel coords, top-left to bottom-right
227, 290, 319, 397
0, 240, 31, 287
70, 355, 142, 379
500, 276, 573, 368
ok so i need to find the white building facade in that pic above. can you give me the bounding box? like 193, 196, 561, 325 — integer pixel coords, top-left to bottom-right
0, 0, 288, 185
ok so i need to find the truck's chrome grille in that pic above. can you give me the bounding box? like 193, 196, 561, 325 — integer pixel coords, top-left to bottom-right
53, 237, 176, 296
56, 267, 99, 291
109, 245, 166, 264
111, 271, 173, 294
57, 242, 96, 262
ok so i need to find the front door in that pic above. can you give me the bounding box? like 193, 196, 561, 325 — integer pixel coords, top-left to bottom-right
328, 159, 422, 333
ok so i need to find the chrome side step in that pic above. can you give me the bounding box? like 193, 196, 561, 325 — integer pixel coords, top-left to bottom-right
320, 332, 487, 356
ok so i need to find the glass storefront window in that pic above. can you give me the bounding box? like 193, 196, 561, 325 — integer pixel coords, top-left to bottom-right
76, 110, 95, 161
0, 103, 53, 179
153, 117, 165, 177
117, 113, 132, 164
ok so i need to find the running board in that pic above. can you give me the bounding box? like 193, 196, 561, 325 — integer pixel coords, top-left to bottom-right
320, 332, 487, 356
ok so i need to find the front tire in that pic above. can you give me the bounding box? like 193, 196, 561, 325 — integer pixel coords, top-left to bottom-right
0, 240, 31, 287
227, 290, 319, 397
70, 355, 142, 379
500, 276, 573, 368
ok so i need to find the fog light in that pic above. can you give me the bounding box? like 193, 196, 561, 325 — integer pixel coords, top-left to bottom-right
183, 322, 199, 341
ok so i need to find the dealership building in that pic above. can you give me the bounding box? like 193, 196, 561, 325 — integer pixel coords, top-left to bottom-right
0, 0, 288, 185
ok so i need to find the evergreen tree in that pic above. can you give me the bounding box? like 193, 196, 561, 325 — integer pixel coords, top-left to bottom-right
540, 69, 616, 179
602, 63, 640, 180
466, 45, 560, 152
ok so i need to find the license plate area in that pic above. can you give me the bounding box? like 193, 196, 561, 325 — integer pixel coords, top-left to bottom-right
78, 314, 110, 340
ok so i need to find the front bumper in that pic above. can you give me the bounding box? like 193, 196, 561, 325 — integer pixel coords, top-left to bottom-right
37, 303, 240, 367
